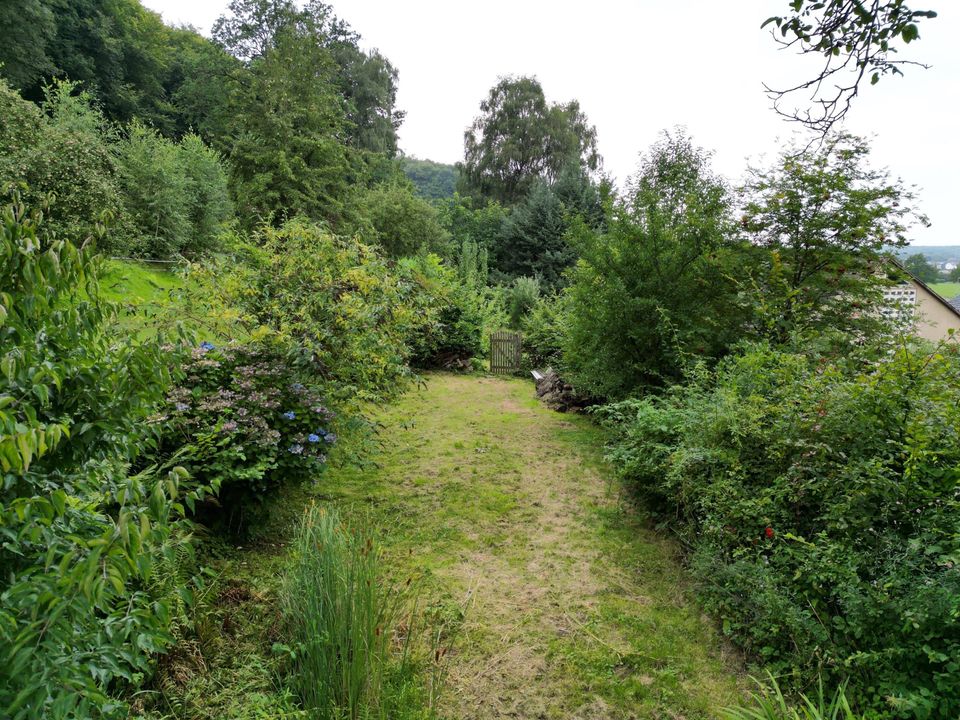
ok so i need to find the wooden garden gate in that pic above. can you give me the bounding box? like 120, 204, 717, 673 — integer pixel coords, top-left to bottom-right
490, 330, 522, 374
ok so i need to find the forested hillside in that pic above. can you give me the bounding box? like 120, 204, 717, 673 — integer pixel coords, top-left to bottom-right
402, 157, 458, 199
2, 1, 957, 719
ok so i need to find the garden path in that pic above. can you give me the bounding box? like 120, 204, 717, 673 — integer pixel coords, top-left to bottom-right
325, 373, 743, 719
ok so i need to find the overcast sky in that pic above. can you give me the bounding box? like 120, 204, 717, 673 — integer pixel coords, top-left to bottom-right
143, 0, 958, 246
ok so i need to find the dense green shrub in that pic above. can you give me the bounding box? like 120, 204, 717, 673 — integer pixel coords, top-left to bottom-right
506, 276, 541, 330
0, 78, 230, 259
351, 182, 451, 258
399, 254, 489, 368
436, 193, 507, 255
116, 123, 232, 258
563, 132, 747, 398
158, 339, 336, 531
209, 220, 417, 401
599, 340, 960, 717
179, 133, 232, 252
521, 293, 568, 370
0, 79, 124, 247
0, 198, 191, 718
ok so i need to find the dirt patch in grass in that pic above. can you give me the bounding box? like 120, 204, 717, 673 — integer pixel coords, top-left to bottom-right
324, 373, 745, 719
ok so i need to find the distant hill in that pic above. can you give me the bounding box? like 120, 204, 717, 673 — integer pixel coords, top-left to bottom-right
402, 157, 458, 199
892, 246, 960, 263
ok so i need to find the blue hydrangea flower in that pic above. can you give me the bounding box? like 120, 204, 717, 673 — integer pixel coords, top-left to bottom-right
307, 433, 321, 443
324, 433, 337, 445
288, 444, 304, 455
283, 411, 296, 420
199, 341, 215, 351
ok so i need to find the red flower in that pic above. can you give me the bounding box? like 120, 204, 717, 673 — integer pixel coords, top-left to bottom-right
765, 526, 775, 540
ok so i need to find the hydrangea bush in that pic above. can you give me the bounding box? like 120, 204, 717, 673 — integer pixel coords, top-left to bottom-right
159, 340, 337, 530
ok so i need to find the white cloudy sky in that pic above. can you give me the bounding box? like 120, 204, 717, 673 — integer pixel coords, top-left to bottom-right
143, 0, 959, 246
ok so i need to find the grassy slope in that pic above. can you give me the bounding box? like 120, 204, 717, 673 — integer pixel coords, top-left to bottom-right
929, 282, 960, 300
148, 374, 743, 719
99, 259, 185, 336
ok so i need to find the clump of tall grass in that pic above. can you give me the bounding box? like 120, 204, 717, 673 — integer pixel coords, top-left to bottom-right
282, 504, 448, 719
722, 675, 862, 720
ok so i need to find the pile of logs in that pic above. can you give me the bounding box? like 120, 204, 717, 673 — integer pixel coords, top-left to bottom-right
533, 368, 589, 413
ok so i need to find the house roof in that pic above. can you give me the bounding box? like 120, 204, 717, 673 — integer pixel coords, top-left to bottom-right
889, 256, 960, 321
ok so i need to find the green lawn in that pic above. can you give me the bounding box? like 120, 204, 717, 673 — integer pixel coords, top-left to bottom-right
100, 258, 183, 304
145, 374, 745, 719
929, 282, 960, 300
99, 259, 186, 337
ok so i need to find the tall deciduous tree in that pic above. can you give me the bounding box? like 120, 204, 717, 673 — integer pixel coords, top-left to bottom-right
563, 132, 744, 397
0, 0, 179, 131
904, 253, 940, 284
458, 76, 601, 206
740, 133, 928, 342
224, 28, 350, 227
213, 0, 402, 155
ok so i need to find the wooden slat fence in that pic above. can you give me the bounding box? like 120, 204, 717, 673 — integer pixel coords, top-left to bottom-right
490, 330, 522, 374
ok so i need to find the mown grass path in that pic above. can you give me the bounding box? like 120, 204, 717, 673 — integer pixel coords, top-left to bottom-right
324, 373, 744, 719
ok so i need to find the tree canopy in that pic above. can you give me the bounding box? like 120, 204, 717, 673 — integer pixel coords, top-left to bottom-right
458, 76, 601, 206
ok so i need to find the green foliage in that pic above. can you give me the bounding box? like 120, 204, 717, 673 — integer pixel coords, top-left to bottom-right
211, 220, 416, 401
0, 78, 123, 247
399, 254, 489, 368
0, 197, 190, 718
402, 157, 458, 199
521, 293, 568, 370
492, 182, 574, 288
212, 0, 404, 227
741, 133, 926, 343
116, 122, 190, 257
178, 133, 234, 254
437, 192, 507, 254
903, 252, 940, 284
563, 131, 745, 397
352, 183, 450, 258
459, 76, 601, 206
116, 122, 231, 257
0, 0, 182, 130
158, 340, 337, 532
282, 505, 442, 719
599, 339, 960, 717
455, 237, 489, 290
222, 27, 351, 228
506, 276, 541, 329
723, 675, 861, 720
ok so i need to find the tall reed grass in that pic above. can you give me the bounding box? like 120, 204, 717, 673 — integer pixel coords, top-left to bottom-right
282, 504, 446, 719
722, 675, 862, 720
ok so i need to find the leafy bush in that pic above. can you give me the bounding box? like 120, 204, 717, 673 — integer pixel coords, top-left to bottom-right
158, 339, 337, 531
506, 276, 541, 330
197, 220, 486, 403
0, 197, 190, 718
521, 293, 568, 370
351, 182, 451, 258
176, 133, 233, 254
563, 132, 746, 398
599, 340, 960, 717
0, 79, 124, 247
399, 254, 489, 368
116, 122, 231, 258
